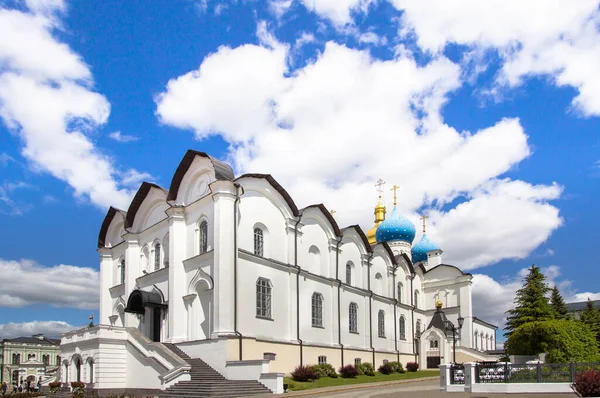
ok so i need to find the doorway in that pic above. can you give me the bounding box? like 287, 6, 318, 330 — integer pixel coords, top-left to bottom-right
427, 356, 441, 369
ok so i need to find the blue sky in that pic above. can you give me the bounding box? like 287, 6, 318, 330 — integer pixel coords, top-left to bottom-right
0, 0, 599, 342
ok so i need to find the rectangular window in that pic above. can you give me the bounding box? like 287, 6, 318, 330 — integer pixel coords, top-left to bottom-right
256, 278, 272, 318
354, 358, 361, 367
318, 356, 327, 365
349, 303, 358, 333
312, 293, 323, 327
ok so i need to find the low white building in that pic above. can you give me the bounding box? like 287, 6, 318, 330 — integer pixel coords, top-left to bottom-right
60, 150, 497, 396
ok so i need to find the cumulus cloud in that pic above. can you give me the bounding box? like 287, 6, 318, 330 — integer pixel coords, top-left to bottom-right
392, 0, 600, 116
299, 0, 375, 26
108, 131, 139, 143
156, 24, 562, 269
0, 180, 35, 215
0, 320, 78, 339
0, 2, 146, 210
358, 31, 387, 46
0, 259, 99, 309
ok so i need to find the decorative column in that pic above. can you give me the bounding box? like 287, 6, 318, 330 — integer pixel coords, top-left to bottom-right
167, 206, 187, 342
211, 181, 237, 336
98, 248, 113, 325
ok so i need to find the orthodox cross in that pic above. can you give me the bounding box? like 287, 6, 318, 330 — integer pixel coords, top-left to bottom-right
375, 178, 386, 198
390, 184, 400, 206
420, 215, 428, 233
330, 209, 336, 216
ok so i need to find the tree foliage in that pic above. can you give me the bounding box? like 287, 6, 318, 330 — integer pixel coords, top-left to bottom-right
550, 286, 568, 319
580, 298, 600, 348
505, 265, 554, 340
506, 319, 599, 362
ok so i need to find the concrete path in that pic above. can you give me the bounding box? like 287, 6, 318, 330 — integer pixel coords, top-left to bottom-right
256, 378, 577, 398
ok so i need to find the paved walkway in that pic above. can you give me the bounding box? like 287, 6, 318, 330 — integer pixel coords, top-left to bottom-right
258, 378, 577, 398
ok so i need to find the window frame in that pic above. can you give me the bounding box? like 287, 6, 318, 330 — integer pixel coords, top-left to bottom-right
377, 310, 385, 338
345, 262, 352, 285
154, 242, 161, 271
318, 355, 327, 365
349, 302, 358, 333
397, 282, 403, 303
256, 278, 272, 319
312, 292, 324, 328
254, 228, 264, 257
120, 258, 126, 284
399, 316, 406, 340
199, 220, 208, 254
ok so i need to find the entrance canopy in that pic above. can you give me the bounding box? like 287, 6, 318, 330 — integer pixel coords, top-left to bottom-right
125, 289, 167, 314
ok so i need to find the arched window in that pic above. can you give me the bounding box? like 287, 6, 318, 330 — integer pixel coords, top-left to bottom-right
430, 340, 439, 349
43, 355, 49, 365
397, 282, 403, 303
481, 333, 484, 350
346, 262, 352, 285
349, 302, 358, 333
199, 221, 208, 254
414, 290, 420, 309
378, 310, 385, 338
375, 273, 383, 295
120, 258, 126, 284
254, 228, 264, 257
88, 358, 94, 383
163, 234, 170, 267
12, 353, 17, 364
416, 320, 422, 337
154, 243, 161, 271
399, 316, 406, 340
56, 355, 61, 366
474, 331, 479, 349
312, 293, 324, 327
256, 278, 271, 318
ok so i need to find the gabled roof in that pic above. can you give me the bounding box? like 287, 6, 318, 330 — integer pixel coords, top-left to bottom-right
566, 300, 600, 312
235, 173, 299, 217
422, 263, 471, 276
302, 204, 341, 237
2, 336, 60, 346
426, 308, 449, 336
473, 317, 499, 330
125, 182, 168, 229
341, 225, 373, 253
97, 206, 127, 248
167, 150, 235, 201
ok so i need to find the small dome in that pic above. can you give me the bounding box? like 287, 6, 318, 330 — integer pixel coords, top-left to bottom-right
411, 234, 441, 264
375, 207, 416, 244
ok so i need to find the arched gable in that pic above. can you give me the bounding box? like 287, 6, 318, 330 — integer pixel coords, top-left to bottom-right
167, 150, 234, 205
235, 174, 299, 220
98, 207, 127, 248
340, 225, 372, 255
125, 182, 170, 232
423, 264, 471, 278
187, 268, 214, 295
302, 204, 341, 238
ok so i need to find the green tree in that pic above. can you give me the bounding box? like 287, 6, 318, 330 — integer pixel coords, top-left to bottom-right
550, 286, 568, 319
506, 319, 599, 362
579, 298, 600, 347
504, 265, 554, 340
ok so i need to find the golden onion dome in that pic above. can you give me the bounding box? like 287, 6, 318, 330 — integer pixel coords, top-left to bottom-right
367, 196, 386, 245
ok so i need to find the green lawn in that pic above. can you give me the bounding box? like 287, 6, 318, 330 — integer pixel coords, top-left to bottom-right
284, 370, 440, 391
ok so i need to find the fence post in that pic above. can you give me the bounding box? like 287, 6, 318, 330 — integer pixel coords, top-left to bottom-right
570, 363, 575, 383
504, 362, 508, 383
464, 362, 476, 393
536, 363, 542, 383
439, 363, 450, 391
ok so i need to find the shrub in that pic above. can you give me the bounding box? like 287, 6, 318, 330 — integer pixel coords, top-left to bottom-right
308, 365, 321, 379
378, 363, 394, 375
339, 365, 359, 378
406, 362, 419, 372
70, 381, 85, 398
291, 365, 319, 382
388, 361, 405, 373
314, 363, 337, 378
357, 362, 375, 376
572, 369, 600, 397
48, 381, 62, 393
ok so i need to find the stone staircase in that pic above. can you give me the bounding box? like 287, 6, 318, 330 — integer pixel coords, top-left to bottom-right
160, 343, 272, 397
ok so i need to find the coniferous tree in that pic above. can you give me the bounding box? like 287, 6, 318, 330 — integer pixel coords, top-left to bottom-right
579, 298, 600, 347
550, 286, 569, 319
504, 265, 553, 340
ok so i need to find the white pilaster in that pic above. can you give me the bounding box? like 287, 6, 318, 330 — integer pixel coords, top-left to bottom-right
98, 249, 113, 325
459, 281, 473, 348
167, 206, 187, 342
211, 181, 236, 336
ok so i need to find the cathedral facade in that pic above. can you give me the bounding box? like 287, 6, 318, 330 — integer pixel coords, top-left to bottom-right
59, 150, 497, 394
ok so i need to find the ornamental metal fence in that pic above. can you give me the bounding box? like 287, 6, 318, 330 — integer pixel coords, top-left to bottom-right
475, 361, 600, 384
450, 363, 465, 385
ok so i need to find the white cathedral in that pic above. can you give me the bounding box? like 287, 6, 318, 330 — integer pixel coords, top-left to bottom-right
59, 150, 498, 396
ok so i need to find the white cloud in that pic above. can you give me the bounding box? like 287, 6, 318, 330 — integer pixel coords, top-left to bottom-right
118, 169, 154, 187
0, 259, 99, 309
392, 0, 600, 116
156, 25, 562, 269
294, 32, 317, 51
358, 31, 387, 46
269, 0, 293, 20
0, 320, 78, 339
569, 293, 600, 302
299, 0, 375, 26
0, 4, 146, 211
0, 180, 35, 215
108, 131, 139, 143
0, 153, 15, 166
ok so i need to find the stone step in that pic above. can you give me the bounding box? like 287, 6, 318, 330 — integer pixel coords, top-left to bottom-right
163, 343, 191, 360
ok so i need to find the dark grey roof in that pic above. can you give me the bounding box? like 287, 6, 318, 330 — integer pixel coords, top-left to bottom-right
2, 337, 59, 346
473, 317, 499, 329
426, 308, 449, 336
566, 300, 600, 312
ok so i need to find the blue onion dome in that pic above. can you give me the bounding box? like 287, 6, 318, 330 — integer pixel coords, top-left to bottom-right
411, 234, 441, 264
375, 206, 416, 244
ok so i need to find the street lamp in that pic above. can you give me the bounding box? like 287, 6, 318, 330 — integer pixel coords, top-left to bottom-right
444, 315, 465, 364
